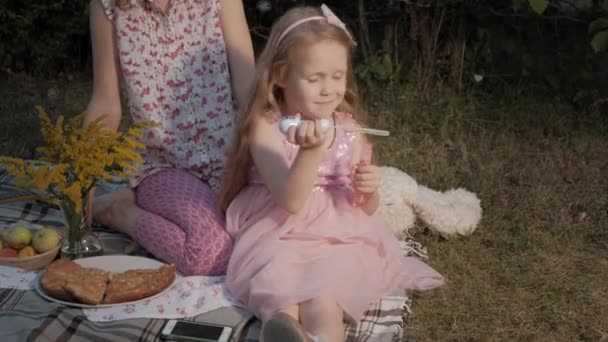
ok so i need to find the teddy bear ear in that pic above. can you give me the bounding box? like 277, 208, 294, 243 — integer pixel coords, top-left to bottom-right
412, 186, 482, 236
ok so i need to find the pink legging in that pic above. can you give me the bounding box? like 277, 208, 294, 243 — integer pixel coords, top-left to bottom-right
133, 168, 233, 276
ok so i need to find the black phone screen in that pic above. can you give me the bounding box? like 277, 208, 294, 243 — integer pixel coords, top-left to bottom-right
172, 321, 224, 340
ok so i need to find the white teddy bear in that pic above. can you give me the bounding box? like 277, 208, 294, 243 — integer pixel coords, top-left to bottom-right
378, 166, 482, 237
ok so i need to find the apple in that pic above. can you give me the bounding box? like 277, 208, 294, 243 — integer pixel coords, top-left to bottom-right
0, 248, 18, 258
31, 228, 61, 253
18, 246, 36, 257
6, 225, 32, 249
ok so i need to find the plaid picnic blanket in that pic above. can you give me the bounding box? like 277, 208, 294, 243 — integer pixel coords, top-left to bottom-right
0, 166, 422, 342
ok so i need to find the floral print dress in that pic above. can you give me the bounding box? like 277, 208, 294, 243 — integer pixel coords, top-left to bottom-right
100, 0, 235, 192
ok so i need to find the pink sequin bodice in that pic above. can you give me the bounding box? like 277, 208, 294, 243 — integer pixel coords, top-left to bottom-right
248, 112, 360, 189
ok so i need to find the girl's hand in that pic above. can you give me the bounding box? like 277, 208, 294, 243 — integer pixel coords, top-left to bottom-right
353, 164, 381, 194
286, 119, 328, 149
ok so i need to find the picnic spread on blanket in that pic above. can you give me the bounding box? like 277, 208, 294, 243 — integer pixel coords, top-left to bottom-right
0, 167, 423, 341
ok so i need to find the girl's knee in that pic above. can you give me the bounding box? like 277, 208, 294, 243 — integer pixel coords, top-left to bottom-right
184, 238, 233, 275
278, 305, 300, 321
300, 297, 343, 323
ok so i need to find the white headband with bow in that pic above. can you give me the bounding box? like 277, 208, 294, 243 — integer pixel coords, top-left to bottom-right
276, 4, 357, 46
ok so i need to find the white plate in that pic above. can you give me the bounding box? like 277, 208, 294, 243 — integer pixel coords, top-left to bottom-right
35, 255, 179, 308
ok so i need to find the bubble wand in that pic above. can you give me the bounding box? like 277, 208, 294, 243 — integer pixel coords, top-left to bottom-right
278, 116, 390, 137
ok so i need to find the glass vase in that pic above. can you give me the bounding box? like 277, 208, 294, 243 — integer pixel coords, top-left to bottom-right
59, 193, 104, 259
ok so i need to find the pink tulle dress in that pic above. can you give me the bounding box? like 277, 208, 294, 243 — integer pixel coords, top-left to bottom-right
225, 112, 444, 322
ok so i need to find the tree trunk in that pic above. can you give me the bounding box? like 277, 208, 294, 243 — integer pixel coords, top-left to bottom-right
358, 0, 372, 62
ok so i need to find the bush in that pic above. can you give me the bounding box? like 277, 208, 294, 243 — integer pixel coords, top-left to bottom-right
0, 0, 90, 75
0, 0, 605, 110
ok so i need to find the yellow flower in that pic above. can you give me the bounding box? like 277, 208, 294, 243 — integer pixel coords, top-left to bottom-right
63, 181, 83, 214
1, 106, 153, 214
29, 164, 53, 189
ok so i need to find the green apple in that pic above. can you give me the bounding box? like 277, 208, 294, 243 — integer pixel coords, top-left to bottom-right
7, 225, 32, 249
31, 228, 61, 253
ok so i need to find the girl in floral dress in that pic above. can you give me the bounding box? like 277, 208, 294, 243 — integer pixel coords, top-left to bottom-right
85, 0, 254, 275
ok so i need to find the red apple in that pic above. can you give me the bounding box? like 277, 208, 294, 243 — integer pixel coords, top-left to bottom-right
0, 248, 18, 258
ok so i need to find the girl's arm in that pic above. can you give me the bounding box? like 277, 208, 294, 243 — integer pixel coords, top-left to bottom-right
352, 134, 381, 215
85, 0, 122, 131
219, 0, 255, 110
250, 118, 325, 214
84, 0, 124, 221
359, 191, 379, 215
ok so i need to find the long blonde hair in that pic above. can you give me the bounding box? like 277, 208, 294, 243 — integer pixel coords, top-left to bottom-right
218, 6, 364, 212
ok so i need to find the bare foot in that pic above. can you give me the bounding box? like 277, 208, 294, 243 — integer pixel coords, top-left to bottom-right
124, 240, 142, 255
92, 187, 138, 238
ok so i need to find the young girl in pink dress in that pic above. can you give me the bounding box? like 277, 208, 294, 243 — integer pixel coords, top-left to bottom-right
219, 5, 444, 342
85, 0, 254, 276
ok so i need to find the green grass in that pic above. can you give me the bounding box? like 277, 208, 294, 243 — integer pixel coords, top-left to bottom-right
366, 87, 608, 341
1, 73, 607, 341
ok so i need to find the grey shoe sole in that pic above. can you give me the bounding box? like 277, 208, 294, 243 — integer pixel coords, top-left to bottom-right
262, 313, 310, 342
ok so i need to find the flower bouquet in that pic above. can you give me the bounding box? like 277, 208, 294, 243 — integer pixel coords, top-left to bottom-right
0, 106, 152, 259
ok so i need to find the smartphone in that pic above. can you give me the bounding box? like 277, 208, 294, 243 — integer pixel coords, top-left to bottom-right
160, 319, 233, 342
